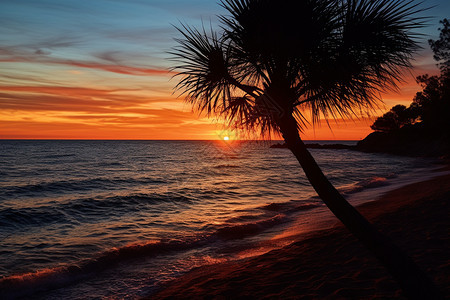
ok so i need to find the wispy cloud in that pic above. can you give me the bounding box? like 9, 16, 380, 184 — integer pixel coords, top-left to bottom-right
0, 49, 170, 76
0, 85, 174, 112
64, 60, 171, 76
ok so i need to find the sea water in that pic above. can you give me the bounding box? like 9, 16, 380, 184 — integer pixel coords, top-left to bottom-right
0, 140, 441, 299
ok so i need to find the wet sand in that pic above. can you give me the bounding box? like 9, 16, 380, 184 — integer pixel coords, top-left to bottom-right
152, 173, 450, 299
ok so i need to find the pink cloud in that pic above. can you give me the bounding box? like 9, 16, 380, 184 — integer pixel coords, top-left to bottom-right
0, 49, 171, 76
60, 60, 171, 76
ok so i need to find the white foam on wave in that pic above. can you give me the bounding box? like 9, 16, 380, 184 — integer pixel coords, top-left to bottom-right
347, 165, 450, 207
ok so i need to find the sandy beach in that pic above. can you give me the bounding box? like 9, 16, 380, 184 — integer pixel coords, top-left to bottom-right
152, 173, 450, 299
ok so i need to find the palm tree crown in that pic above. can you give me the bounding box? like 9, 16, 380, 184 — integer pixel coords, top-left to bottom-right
171, 0, 425, 135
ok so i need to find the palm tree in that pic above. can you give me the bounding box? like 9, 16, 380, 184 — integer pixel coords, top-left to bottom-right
170, 0, 441, 298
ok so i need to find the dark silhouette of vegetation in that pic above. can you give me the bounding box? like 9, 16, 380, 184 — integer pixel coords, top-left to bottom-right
371, 104, 419, 132
414, 72, 450, 131
430, 19, 450, 73
366, 19, 450, 155
170, 0, 441, 298
414, 18, 450, 133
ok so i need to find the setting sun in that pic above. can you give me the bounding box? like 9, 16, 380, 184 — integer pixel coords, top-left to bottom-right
223, 136, 229, 141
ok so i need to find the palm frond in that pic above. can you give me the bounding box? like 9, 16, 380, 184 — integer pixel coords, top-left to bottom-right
170, 24, 235, 116
295, 0, 427, 126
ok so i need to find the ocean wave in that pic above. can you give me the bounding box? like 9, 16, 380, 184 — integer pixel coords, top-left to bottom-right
214, 155, 242, 160
341, 175, 394, 194
261, 201, 322, 213
212, 164, 240, 169
0, 207, 70, 228
0, 177, 166, 198
214, 214, 285, 239
0, 212, 287, 298
42, 154, 76, 159
0, 240, 195, 299
0, 193, 193, 228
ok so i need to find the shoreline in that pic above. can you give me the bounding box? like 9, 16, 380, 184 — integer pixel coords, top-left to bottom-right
151, 173, 450, 299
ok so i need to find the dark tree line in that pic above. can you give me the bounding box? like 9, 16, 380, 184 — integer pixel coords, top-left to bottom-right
371, 19, 450, 135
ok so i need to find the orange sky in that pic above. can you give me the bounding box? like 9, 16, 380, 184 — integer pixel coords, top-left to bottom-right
0, 1, 445, 141
0, 64, 437, 141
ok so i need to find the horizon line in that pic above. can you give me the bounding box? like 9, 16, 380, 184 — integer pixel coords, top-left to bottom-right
0, 138, 361, 141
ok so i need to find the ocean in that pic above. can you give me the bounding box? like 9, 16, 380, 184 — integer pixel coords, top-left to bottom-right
0, 140, 441, 299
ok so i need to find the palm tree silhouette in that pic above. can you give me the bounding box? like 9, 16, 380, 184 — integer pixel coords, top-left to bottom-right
170, 0, 441, 298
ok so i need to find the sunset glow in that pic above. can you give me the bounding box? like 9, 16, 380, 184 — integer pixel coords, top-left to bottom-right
0, 1, 447, 140
2, 1, 450, 298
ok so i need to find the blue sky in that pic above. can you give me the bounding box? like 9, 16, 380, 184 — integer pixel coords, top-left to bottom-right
1, 0, 225, 67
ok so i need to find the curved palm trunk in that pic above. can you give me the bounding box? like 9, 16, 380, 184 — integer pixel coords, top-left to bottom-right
277, 114, 442, 300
